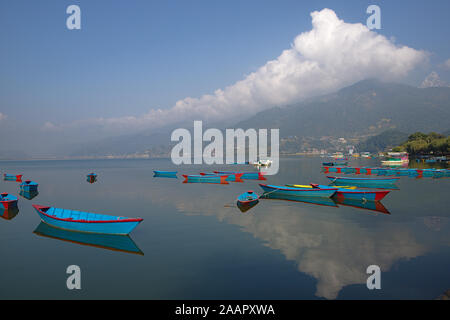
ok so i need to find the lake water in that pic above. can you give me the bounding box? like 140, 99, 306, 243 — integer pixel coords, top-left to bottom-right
1, 157, 449, 300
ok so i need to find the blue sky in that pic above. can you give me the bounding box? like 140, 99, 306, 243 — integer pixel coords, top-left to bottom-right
0, 0, 449, 155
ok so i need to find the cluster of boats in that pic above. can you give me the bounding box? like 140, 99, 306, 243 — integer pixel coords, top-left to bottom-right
323, 165, 450, 178
1, 172, 143, 236
153, 169, 396, 214
1, 173, 40, 219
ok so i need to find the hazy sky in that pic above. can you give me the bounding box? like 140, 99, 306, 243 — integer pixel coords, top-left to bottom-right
1, 0, 449, 156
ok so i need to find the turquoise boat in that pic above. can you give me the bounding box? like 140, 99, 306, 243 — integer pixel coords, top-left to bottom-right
0, 193, 18, 209
214, 171, 266, 180
236, 190, 259, 212
32, 205, 143, 235
326, 176, 399, 187
200, 172, 244, 182
309, 184, 390, 201
33, 222, 144, 255
153, 170, 177, 178
182, 174, 230, 184
20, 180, 38, 192
260, 192, 338, 207
3, 174, 22, 182
259, 184, 337, 198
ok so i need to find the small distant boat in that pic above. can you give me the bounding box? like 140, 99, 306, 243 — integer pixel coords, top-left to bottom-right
259, 184, 337, 198
199, 173, 244, 182
214, 171, 266, 180
237, 190, 259, 207
252, 159, 272, 166
182, 174, 229, 184
322, 162, 348, 166
20, 180, 38, 192
33, 222, 144, 255
3, 174, 22, 181
86, 173, 97, 183
0, 193, 18, 209
326, 176, 399, 186
32, 205, 143, 235
153, 170, 177, 177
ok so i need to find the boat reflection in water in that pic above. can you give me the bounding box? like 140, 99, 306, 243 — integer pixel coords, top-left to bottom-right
33, 222, 144, 256
260, 193, 338, 207
260, 192, 390, 214
19, 190, 39, 200
0, 207, 20, 220
333, 197, 390, 215
237, 200, 259, 213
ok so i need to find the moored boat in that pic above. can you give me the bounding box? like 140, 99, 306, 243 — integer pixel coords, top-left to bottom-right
214, 171, 266, 180
326, 176, 399, 186
32, 204, 143, 235
0, 193, 18, 209
3, 174, 23, 182
199, 172, 244, 182
259, 184, 337, 198
153, 170, 178, 177
182, 174, 229, 184
287, 184, 390, 201
236, 190, 259, 212
20, 180, 39, 192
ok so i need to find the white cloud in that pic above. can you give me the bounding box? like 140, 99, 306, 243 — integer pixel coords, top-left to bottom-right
0, 113, 7, 121
444, 59, 450, 69
51, 8, 427, 133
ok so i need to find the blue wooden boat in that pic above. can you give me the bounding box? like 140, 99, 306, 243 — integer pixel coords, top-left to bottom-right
3, 174, 22, 182
236, 190, 259, 212
237, 190, 259, 206
309, 184, 390, 201
182, 174, 229, 184
259, 184, 337, 198
20, 180, 38, 192
260, 192, 338, 207
19, 190, 39, 200
153, 170, 177, 178
0, 193, 18, 209
326, 176, 399, 186
32, 205, 143, 235
33, 222, 144, 255
214, 171, 266, 180
0, 206, 19, 220
200, 172, 244, 182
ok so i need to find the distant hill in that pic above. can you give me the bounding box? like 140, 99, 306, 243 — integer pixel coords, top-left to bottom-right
235, 79, 450, 140
68, 79, 450, 156
356, 130, 409, 153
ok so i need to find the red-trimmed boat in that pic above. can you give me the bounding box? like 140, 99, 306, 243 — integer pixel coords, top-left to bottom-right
32, 205, 143, 235
0, 193, 18, 209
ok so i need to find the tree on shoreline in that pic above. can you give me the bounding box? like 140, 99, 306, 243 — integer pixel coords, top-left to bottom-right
392, 132, 449, 155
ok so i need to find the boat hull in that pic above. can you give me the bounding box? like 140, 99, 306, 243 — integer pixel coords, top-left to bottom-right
326, 176, 399, 186
214, 171, 265, 180
183, 175, 229, 184
259, 184, 336, 198
32, 205, 142, 235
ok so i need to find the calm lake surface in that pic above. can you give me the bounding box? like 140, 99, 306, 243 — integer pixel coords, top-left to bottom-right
1, 157, 449, 300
